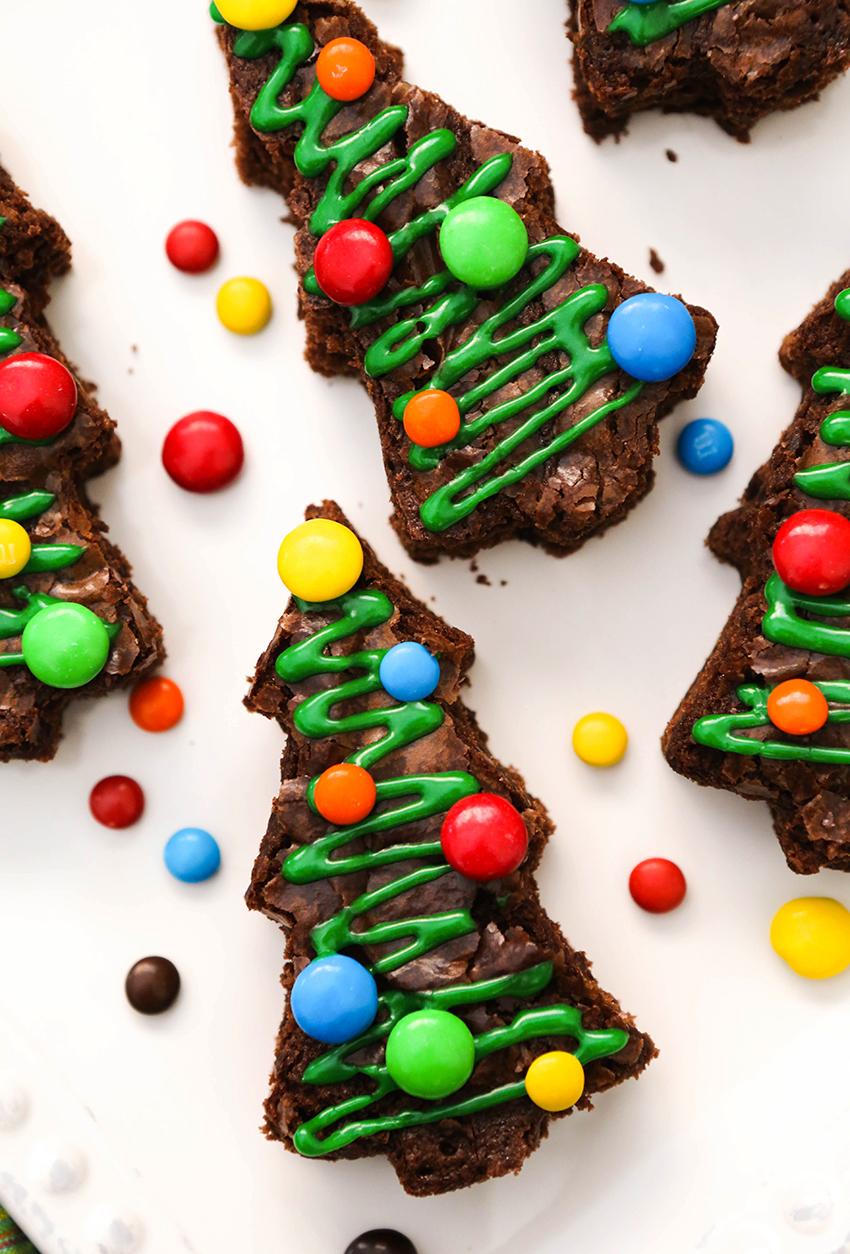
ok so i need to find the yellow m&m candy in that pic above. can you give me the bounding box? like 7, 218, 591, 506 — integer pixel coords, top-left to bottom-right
216, 277, 272, 335
770, 897, 850, 979
572, 711, 628, 767
0, 519, 31, 578
525, 1051, 585, 1112
277, 519, 364, 603
215, 0, 297, 31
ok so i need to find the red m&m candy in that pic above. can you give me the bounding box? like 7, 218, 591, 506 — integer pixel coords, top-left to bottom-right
440, 793, 528, 882
89, 775, 145, 829
313, 219, 393, 306
767, 678, 829, 735
629, 858, 686, 914
772, 509, 850, 596
162, 411, 244, 493
165, 220, 220, 274
0, 352, 77, 440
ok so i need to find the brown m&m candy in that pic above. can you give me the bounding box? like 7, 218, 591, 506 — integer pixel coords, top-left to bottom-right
344, 1233, 417, 1254
125, 957, 180, 1015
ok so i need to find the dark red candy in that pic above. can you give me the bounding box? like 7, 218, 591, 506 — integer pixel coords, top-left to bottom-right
162, 411, 244, 493
165, 220, 220, 274
0, 352, 77, 440
89, 775, 145, 829
344, 1232, 417, 1254
772, 509, 850, 597
440, 793, 528, 882
125, 957, 180, 1015
629, 858, 687, 914
313, 219, 393, 306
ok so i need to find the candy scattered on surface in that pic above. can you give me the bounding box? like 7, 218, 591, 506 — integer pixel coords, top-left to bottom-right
607, 292, 696, 383
379, 641, 441, 703
89, 776, 145, 830
125, 956, 181, 1015
402, 390, 461, 448
385, 1009, 475, 1100
277, 518, 364, 602
162, 410, 244, 493
22, 603, 109, 689
291, 954, 378, 1044
28, 1136, 87, 1194
439, 197, 529, 289
767, 678, 829, 735
0, 518, 31, 577
629, 858, 687, 913
165, 220, 220, 273
525, 1051, 585, 1112
164, 827, 221, 883
216, 276, 272, 335
313, 219, 393, 306
772, 509, 850, 596
572, 712, 628, 766
0, 352, 77, 440
316, 36, 375, 101
313, 763, 377, 826
770, 897, 850, 979
440, 793, 528, 882
676, 417, 734, 475
215, 0, 297, 29
344, 1232, 418, 1254
129, 676, 184, 732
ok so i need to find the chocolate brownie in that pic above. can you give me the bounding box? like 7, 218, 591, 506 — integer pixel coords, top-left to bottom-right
569, 0, 850, 142
215, 1, 717, 563
0, 164, 164, 761
245, 500, 655, 1196
663, 274, 850, 874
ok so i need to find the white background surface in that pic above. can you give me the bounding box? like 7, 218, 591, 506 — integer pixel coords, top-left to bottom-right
1, 1, 850, 1252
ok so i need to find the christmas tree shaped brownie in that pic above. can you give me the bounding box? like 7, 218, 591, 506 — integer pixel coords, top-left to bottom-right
569, 0, 850, 141
245, 500, 655, 1195
214, 0, 717, 563
664, 275, 850, 874
0, 163, 163, 760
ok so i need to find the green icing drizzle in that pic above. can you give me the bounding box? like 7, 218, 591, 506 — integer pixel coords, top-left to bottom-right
0, 586, 121, 667
274, 589, 629, 1155
1, 491, 86, 577
0, 217, 23, 354
608, 0, 730, 48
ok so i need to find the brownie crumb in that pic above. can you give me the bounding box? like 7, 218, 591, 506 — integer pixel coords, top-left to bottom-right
500, 579, 508, 586
476, 573, 492, 586
665, 149, 678, 163
649, 249, 665, 274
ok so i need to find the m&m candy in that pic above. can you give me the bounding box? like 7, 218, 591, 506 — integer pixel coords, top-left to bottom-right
770, 897, 850, 979
125, 956, 181, 1015
525, 1051, 585, 1112
572, 712, 628, 767
277, 518, 364, 602
215, 0, 297, 29
0, 352, 77, 440
607, 293, 696, 383
772, 509, 850, 596
313, 219, 393, 306
440, 793, 528, 882
164, 827, 221, 883
379, 641, 440, 703
129, 676, 184, 732
0, 519, 31, 577
439, 197, 528, 290
291, 955, 378, 1044
162, 411, 244, 493
313, 763, 377, 826
22, 603, 110, 689
344, 1233, 417, 1254
767, 678, 829, 736
385, 1009, 475, 1099
216, 276, 272, 335
165, 220, 220, 274
676, 418, 734, 475
89, 776, 145, 829
402, 390, 461, 448
316, 37, 375, 101
629, 858, 687, 913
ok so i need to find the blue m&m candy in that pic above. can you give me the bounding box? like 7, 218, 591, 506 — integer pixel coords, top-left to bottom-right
608, 293, 696, 383
379, 641, 441, 703
291, 954, 378, 1044
676, 418, 734, 475
164, 827, 221, 883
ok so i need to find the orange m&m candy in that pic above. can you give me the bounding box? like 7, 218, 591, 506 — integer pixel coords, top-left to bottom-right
402, 390, 461, 449
129, 676, 185, 733
767, 678, 829, 736
313, 763, 377, 826
316, 37, 376, 102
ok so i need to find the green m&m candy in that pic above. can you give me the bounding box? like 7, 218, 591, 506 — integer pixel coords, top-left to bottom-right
439, 197, 529, 290
22, 602, 110, 689
385, 1009, 475, 1100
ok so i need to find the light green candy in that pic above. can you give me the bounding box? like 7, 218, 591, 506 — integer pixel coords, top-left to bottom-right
385, 1008, 475, 1100
22, 602, 110, 689
439, 197, 529, 290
